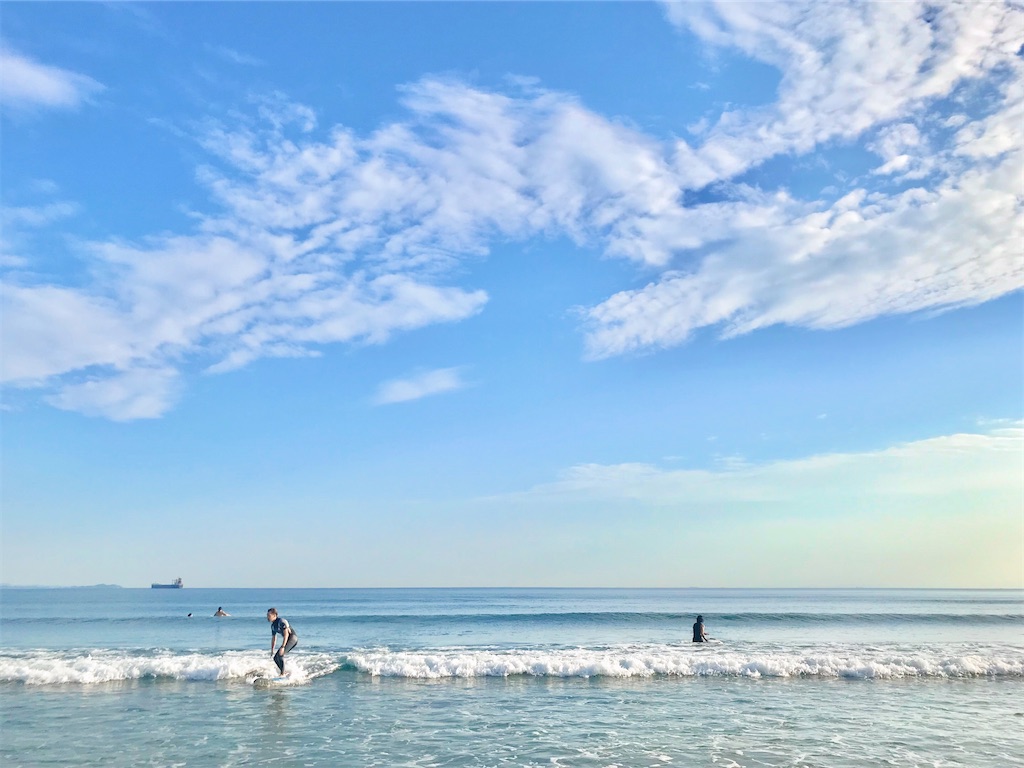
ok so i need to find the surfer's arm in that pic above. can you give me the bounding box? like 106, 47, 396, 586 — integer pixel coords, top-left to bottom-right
270, 634, 277, 655
279, 627, 292, 653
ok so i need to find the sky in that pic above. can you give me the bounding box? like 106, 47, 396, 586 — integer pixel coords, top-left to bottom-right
1, 1, 1021, 589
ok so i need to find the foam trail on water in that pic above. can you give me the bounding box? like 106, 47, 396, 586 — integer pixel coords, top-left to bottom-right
3, 645, 1021, 685
0, 650, 339, 686
343, 645, 1024, 680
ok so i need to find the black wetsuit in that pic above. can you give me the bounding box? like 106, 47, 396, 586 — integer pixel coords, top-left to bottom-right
692, 621, 705, 643
271, 617, 298, 673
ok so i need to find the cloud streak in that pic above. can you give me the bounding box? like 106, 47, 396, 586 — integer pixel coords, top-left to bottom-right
663, 0, 1022, 177
584, 0, 1024, 357
373, 367, 468, 405
2, 1, 1020, 418
0, 49, 103, 112
512, 425, 1024, 509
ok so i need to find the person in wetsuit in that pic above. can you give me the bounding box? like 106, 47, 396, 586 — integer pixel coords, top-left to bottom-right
267, 608, 298, 674
692, 614, 709, 643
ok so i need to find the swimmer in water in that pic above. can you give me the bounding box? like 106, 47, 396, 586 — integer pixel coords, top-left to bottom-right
692, 614, 709, 643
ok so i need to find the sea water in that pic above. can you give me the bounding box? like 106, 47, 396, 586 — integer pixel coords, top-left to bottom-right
1, 588, 1022, 766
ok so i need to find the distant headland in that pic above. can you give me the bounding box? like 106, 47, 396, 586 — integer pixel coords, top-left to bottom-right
0, 583, 124, 589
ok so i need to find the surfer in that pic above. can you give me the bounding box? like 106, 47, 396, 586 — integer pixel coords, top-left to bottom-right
692, 614, 709, 643
267, 608, 298, 675
214, 607, 230, 617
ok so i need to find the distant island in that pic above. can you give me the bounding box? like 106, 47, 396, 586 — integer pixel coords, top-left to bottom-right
0, 583, 123, 589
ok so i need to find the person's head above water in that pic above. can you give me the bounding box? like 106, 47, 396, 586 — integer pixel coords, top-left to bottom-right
267, 608, 277, 621
696, 615, 703, 622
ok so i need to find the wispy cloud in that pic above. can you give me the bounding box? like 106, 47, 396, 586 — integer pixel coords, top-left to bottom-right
662, 1, 1022, 177
583, 145, 1023, 357
1, 197, 81, 275
2, 1, 1020, 419
584, 0, 1024, 357
2, 201, 80, 228
373, 367, 469, 405
509, 425, 1024, 508
46, 367, 181, 422
0, 49, 104, 112
457, 424, 1023, 586
206, 44, 263, 67
4, 80, 681, 417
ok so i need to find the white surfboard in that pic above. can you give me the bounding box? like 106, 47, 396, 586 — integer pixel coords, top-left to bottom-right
253, 675, 289, 688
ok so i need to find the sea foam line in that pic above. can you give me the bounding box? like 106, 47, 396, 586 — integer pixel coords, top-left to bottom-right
343, 646, 1024, 680
0, 649, 339, 686
2, 646, 1022, 685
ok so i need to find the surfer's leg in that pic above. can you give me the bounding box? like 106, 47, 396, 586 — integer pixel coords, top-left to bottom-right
274, 637, 297, 674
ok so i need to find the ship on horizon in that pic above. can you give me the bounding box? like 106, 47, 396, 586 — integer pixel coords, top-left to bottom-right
151, 577, 183, 589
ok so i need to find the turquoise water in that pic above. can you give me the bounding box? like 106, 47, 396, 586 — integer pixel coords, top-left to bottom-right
2, 588, 1022, 766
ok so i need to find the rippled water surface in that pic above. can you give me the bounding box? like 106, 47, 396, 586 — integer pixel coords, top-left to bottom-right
2, 587, 1022, 766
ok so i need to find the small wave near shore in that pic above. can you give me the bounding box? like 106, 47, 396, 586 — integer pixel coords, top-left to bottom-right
0, 649, 340, 686
3, 644, 1022, 685
343, 645, 1024, 680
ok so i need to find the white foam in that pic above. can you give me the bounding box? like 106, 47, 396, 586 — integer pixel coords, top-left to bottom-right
3, 645, 1021, 685
0, 650, 339, 686
344, 646, 1024, 680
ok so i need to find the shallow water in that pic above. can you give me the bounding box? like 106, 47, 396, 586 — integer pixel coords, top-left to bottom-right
2, 588, 1022, 766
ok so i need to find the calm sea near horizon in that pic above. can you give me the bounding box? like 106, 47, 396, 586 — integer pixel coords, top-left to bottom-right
2, 587, 1022, 767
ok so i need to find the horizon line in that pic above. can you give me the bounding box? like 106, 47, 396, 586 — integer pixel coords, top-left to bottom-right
3, 584, 1021, 591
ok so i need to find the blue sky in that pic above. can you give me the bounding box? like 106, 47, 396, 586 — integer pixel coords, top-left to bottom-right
1, 1, 1021, 588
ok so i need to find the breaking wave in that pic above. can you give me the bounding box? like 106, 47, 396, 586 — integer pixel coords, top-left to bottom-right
342, 646, 1024, 679
0, 649, 339, 686
4, 644, 1021, 685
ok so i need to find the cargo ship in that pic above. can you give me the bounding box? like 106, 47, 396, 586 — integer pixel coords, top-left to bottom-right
151, 577, 184, 589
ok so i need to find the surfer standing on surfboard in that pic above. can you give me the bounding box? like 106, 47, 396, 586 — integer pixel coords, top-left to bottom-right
268, 608, 298, 674
692, 614, 709, 643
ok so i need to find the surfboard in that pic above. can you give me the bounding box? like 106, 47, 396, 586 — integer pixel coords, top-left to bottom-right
253, 676, 289, 688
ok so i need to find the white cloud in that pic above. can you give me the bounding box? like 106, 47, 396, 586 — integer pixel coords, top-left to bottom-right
3, 1, 1022, 418
45, 367, 180, 421
583, 143, 1023, 356
663, 0, 1022, 178
29, 179, 61, 195
869, 123, 931, 178
0, 201, 81, 270
373, 367, 468, 405
3, 79, 685, 417
0, 254, 28, 268
0, 49, 103, 112
514, 425, 1024, 508
1, 230, 487, 415
462, 425, 1023, 586
206, 45, 263, 67
584, 0, 1024, 357
2, 201, 80, 228
1, 284, 138, 383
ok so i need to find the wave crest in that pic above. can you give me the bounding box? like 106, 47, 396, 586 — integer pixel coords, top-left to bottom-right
343, 646, 1024, 680
0, 650, 339, 686
3, 646, 1021, 685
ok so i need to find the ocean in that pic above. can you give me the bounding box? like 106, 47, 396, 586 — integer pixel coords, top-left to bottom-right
1, 587, 1022, 767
